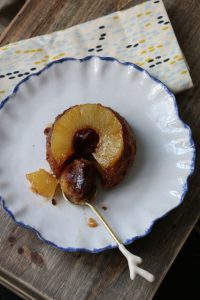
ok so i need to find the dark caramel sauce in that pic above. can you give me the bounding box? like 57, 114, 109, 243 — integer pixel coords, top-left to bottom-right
52, 198, 57, 205
44, 127, 51, 135
44, 123, 52, 135
102, 206, 108, 210
88, 217, 98, 228
73, 128, 99, 157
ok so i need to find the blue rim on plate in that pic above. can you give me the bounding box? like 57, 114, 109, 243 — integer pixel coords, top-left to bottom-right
0, 56, 196, 253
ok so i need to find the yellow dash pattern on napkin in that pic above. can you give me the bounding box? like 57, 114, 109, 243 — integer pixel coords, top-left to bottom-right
0, 0, 192, 100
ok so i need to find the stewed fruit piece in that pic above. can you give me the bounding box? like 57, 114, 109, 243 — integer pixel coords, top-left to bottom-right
26, 169, 58, 198
60, 159, 97, 204
46, 104, 136, 187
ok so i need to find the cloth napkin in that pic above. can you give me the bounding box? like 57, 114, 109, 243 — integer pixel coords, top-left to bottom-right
0, 0, 193, 102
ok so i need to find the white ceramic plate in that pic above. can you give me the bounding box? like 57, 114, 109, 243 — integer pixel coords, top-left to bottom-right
0, 56, 195, 252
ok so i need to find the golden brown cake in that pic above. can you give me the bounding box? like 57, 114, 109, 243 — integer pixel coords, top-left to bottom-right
46, 103, 136, 202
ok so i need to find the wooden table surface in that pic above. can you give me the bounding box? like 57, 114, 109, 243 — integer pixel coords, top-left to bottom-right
0, 0, 199, 299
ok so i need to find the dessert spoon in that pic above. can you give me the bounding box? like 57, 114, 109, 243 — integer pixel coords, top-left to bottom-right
62, 191, 155, 282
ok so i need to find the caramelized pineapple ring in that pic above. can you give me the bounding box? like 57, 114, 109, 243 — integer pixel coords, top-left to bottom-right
50, 104, 124, 168
47, 103, 136, 189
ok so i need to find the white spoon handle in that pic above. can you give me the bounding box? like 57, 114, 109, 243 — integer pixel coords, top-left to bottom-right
86, 202, 155, 282
119, 244, 155, 282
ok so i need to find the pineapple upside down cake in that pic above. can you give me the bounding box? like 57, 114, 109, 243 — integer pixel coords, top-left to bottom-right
26, 104, 136, 204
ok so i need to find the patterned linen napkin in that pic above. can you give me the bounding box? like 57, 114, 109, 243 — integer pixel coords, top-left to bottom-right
0, 0, 193, 101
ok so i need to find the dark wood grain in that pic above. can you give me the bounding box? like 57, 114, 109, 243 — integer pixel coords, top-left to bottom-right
0, 0, 144, 44
0, 0, 199, 299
